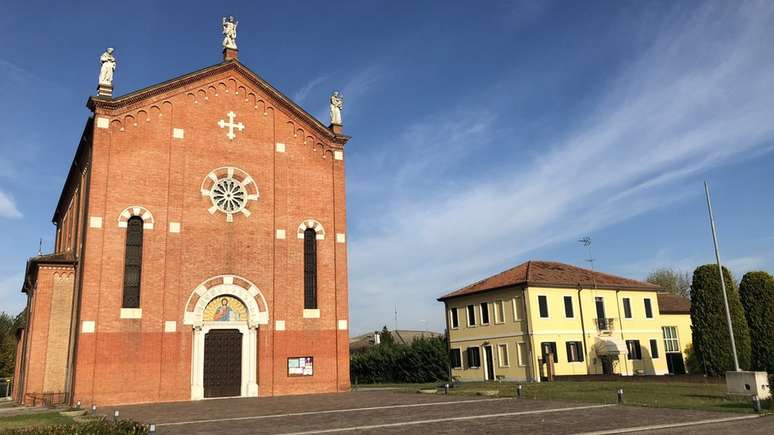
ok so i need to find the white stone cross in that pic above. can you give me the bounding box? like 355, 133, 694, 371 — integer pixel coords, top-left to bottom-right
218, 111, 245, 140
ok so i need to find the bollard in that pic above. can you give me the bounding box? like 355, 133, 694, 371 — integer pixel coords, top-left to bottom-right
91, 404, 96, 416
76, 401, 81, 409
516, 385, 523, 398
444, 383, 449, 395
113, 410, 120, 421
149, 423, 157, 434
752, 395, 762, 413
616, 388, 624, 405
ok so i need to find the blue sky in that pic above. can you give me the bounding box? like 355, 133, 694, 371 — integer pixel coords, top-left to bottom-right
1, 1, 773, 335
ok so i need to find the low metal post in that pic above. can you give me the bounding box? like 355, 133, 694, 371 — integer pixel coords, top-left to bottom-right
616, 388, 624, 405
91, 404, 96, 416
113, 410, 119, 421
76, 401, 81, 409
444, 383, 449, 395
149, 423, 157, 434
752, 395, 761, 413
517, 385, 522, 398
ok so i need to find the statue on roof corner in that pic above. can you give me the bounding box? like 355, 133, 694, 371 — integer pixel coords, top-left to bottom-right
330, 91, 343, 126
222, 16, 238, 50
98, 48, 116, 86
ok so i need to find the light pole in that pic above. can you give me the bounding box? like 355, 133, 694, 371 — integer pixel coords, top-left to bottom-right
704, 181, 740, 372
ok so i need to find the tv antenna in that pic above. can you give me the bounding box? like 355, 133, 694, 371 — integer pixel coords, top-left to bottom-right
578, 236, 597, 288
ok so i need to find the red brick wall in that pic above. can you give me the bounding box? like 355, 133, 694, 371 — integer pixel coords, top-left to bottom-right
72, 66, 349, 405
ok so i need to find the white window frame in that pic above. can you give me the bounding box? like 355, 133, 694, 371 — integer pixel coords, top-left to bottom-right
512, 297, 523, 321
563, 295, 574, 319
623, 297, 633, 319
662, 326, 680, 353
466, 304, 477, 327
493, 300, 505, 324
517, 342, 528, 367
538, 295, 550, 319
480, 302, 491, 325
498, 343, 510, 367
644, 298, 654, 319
449, 307, 460, 329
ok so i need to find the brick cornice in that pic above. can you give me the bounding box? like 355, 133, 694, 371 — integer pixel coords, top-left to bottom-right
87, 60, 350, 146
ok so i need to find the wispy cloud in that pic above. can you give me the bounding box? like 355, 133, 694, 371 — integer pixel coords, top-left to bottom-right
292, 74, 328, 105
0, 191, 22, 219
314, 65, 388, 123
725, 256, 766, 275
347, 2, 774, 334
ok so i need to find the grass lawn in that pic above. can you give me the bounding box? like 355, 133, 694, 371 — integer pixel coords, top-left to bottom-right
366, 381, 768, 414
0, 411, 74, 430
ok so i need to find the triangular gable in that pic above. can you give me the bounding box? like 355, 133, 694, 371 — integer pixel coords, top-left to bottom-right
87, 59, 348, 143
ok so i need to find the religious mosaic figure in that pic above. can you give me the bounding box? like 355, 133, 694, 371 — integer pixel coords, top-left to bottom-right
213, 297, 239, 321
98, 48, 116, 85
330, 91, 343, 125
222, 16, 238, 50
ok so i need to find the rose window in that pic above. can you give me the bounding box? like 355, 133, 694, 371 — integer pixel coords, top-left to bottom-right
201, 167, 259, 222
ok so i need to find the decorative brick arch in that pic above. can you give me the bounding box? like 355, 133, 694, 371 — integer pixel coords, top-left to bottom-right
297, 219, 325, 240
117, 206, 154, 229
183, 274, 267, 400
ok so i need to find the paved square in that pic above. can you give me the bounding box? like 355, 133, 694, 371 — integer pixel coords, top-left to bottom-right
103, 390, 770, 434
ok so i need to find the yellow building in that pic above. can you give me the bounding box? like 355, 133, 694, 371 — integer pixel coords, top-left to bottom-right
438, 261, 693, 382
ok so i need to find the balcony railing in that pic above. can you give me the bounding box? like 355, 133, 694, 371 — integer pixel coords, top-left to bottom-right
594, 318, 615, 333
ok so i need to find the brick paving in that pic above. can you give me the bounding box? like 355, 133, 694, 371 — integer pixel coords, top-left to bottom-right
101, 390, 771, 434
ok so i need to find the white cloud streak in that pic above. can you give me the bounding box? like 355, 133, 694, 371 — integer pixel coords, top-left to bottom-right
0, 190, 22, 219
347, 2, 774, 335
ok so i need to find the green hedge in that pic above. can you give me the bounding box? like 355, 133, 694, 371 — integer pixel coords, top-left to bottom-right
690, 264, 751, 375
3, 419, 148, 434
351, 336, 449, 384
739, 271, 774, 372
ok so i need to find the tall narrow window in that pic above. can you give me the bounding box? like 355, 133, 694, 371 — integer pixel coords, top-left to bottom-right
538, 295, 549, 318
623, 298, 632, 319
450, 349, 462, 369
122, 216, 144, 308
480, 302, 490, 324
304, 228, 317, 309
563, 296, 574, 318
450, 308, 459, 329
649, 339, 659, 358
467, 305, 476, 326
644, 298, 653, 318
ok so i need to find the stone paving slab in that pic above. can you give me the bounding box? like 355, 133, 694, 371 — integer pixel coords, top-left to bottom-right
100, 390, 768, 435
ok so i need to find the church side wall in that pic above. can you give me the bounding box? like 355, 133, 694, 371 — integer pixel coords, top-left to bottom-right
72, 68, 349, 406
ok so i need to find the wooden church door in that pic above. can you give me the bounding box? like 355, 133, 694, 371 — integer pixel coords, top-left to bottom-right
204, 329, 243, 397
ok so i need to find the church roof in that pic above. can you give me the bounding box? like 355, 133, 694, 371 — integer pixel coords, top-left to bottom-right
438, 260, 660, 301
21, 252, 76, 294
87, 58, 348, 144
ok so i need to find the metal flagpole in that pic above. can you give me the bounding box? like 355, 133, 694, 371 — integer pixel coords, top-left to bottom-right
704, 181, 740, 372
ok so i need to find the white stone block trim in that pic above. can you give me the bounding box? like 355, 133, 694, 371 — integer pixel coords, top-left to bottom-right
334, 150, 343, 160
164, 321, 177, 332
120, 308, 142, 319
96, 117, 110, 129
223, 276, 234, 285
338, 320, 348, 330
117, 205, 155, 229
275, 320, 286, 331
89, 216, 103, 229
275, 142, 286, 153
303, 309, 320, 319
297, 219, 325, 240
172, 128, 185, 139
276, 229, 286, 240
169, 222, 181, 233
81, 321, 95, 333
336, 233, 346, 243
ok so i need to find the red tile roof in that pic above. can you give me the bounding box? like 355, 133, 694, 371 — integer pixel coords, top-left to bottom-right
438, 260, 660, 300
657, 292, 691, 314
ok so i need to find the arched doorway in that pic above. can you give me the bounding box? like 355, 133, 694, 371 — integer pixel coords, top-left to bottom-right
184, 275, 269, 400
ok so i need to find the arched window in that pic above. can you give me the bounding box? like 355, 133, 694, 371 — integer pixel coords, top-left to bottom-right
304, 227, 317, 309
122, 216, 144, 308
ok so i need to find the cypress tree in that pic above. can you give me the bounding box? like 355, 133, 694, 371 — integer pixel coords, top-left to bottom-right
739, 271, 774, 372
689, 264, 751, 375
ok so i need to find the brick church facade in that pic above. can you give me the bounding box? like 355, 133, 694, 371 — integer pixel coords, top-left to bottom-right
14, 42, 351, 406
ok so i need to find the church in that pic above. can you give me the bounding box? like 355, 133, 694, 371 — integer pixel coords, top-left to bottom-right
13, 18, 351, 406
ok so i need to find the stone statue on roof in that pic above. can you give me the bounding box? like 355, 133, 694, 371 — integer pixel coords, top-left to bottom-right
330, 91, 343, 126
222, 16, 238, 50
98, 48, 116, 86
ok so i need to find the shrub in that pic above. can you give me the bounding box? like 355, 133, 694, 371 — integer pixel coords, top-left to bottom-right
3, 418, 148, 434
351, 335, 449, 384
689, 264, 751, 375
739, 271, 774, 372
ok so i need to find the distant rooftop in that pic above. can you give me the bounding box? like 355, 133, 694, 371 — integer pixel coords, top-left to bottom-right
439, 260, 660, 301
657, 292, 691, 314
